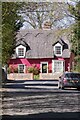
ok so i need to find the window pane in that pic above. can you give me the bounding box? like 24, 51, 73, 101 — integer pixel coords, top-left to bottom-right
42, 64, 47, 73
18, 48, 24, 56
54, 61, 63, 72
55, 46, 61, 54
18, 65, 24, 73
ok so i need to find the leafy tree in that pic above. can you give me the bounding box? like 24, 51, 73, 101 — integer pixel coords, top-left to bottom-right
68, 1, 80, 71
2, 2, 24, 66
21, 2, 73, 29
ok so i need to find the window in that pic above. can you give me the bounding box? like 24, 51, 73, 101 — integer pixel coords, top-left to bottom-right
16, 45, 26, 58
18, 48, 24, 57
53, 43, 62, 56
55, 46, 61, 55
52, 60, 64, 73
41, 62, 48, 73
18, 64, 25, 73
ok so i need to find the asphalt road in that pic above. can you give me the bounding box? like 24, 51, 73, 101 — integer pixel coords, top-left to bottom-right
1, 80, 80, 119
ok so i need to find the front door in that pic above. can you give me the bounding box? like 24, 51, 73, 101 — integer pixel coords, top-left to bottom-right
52, 60, 64, 73
41, 62, 48, 73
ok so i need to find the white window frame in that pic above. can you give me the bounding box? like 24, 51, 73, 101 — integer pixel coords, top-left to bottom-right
40, 62, 48, 73
16, 45, 26, 58
54, 43, 62, 56
18, 48, 25, 57
18, 64, 25, 73
52, 60, 64, 73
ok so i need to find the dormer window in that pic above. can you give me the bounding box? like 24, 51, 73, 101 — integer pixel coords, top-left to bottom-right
16, 45, 26, 58
18, 48, 24, 57
55, 46, 61, 55
54, 43, 62, 56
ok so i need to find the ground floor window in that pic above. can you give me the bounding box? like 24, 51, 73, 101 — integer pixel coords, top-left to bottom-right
18, 64, 25, 73
52, 60, 64, 73
41, 62, 48, 73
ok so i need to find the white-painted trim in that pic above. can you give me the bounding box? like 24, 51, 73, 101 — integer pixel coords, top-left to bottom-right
40, 62, 48, 73
63, 60, 65, 72
16, 45, 26, 58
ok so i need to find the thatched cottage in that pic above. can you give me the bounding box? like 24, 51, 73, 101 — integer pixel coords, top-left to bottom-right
8, 29, 74, 75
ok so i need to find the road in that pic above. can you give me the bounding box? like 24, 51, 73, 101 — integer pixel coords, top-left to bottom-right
1, 80, 80, 119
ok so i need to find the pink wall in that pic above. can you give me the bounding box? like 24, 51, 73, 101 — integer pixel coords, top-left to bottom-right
9, 58, 52, 73
64, 58, 70, 71
8, 57, 70, 72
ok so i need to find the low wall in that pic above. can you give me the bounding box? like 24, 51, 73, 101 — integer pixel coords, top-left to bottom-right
7, 73, 63, 80
7, 73, 33, 80
40, 73, 63, 80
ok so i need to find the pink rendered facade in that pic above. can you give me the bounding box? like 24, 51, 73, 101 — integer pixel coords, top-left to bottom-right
9, 58, 52, 73
8, 57, 70, 73
8, 29, 75, 74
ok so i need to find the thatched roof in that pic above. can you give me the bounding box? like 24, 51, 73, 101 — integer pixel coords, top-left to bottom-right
15, 29, 71, 58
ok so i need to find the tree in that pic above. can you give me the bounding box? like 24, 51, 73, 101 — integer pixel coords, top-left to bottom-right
21, 2, 73, 29
2, 2, 24, 65
68, 1, 80, 71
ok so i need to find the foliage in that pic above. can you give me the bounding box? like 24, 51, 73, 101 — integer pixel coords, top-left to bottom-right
14, 67, 18, 73
7, 67, 11, 74
2, 2, 24, 65
7, 65, 18, 74
74, 56, 80, 72
68, 1, 80, 72
26, 64, 40, 75
33, 75, 40, 80
21, 2, 71, 29
68, 1, 80, 55
71, 22, 80, 55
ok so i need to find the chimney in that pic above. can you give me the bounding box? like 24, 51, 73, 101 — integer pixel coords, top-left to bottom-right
43, 21, 52, 30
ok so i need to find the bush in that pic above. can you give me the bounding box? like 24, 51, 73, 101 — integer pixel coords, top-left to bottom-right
14, 67, 18, 73
26, 64, 40, 75
7, 67, 11, 74
34, 75, 39, 80
7, 65, 18, 73
74, 56, 80, 72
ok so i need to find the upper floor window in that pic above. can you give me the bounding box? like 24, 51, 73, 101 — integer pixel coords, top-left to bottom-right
55, 46, 61, 55
18, 48, 24, 57
54, 43, 62, 56
16, 45, 26, 58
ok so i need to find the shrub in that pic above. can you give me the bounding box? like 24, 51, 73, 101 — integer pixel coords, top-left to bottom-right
34, 75, 39, 80
7, 67, 11, 74
7, 65, 18, 73
74, 56, 80, 72
14, 67, 18, 73
26, 65, 40, 75
9, 65, 14, 73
